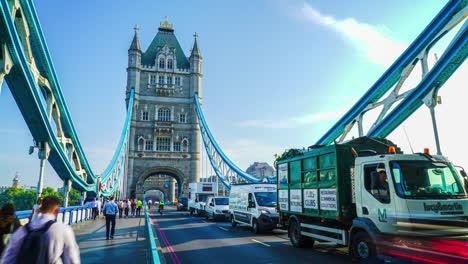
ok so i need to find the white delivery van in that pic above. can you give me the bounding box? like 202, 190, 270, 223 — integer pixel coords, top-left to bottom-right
188, 182, 217, 216
229, 183, 278, 233
205, 196, 230, 221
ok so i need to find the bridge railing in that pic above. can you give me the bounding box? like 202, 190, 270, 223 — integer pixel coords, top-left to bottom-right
144, 205, 161, 264
15, 206, 92, 226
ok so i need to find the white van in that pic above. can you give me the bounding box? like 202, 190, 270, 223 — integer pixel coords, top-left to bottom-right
229, 184, 278, 233
205, 196, 229, 221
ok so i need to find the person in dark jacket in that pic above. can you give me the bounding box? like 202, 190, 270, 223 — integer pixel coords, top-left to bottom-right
0, 203, 21, 255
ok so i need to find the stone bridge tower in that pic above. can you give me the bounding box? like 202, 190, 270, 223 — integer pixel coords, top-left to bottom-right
124, 18, 201, 200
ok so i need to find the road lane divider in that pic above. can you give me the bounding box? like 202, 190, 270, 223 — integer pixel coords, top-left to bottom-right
151, 213, 181, 264
218, 227, 229, 232
251, 239, 271, 247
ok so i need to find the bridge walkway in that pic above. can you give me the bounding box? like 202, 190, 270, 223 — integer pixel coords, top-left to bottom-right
72, 214, 147, 264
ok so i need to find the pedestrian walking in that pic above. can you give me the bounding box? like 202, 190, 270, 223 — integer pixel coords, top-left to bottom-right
102, 197, 119, 240
118, 200, 124, 219
136, 199, 142, 217
148, 199, 152, 209
96, 198, 102, 219
1, 196, 80, 264
131, 199, 136, 217
0, 204, 21, 256
28, 197, 43, 223
124, 199, 130, 218
90, 198, 98, 220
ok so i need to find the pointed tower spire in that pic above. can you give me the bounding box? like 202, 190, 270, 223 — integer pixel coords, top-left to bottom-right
129, 24, 141, 51
190, 32, 201, 58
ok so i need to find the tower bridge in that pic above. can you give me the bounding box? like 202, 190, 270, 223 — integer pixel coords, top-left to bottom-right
1, 1, 468, 263
126, 18, 201, 200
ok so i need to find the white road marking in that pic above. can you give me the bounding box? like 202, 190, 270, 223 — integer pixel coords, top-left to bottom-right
218, 227, 229, 232
251, 239, 271, 247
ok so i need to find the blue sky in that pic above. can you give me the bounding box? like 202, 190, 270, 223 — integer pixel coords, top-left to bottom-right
1, 0, 465, 189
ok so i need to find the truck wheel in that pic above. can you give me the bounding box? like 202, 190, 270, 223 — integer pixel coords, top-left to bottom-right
189, 209, 193, 216
252, 219, 261, 234
352, 232, 375, 260
231, 215, 237, 228
288, 220, 308, 248
205, 212, 210, 220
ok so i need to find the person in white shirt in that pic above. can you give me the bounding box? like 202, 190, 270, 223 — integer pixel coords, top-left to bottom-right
1, 196, 80, 264
28, 197, 43, 223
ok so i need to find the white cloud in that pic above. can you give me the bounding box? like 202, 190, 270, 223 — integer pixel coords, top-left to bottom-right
298, 3, 407, 67
240, 107, 348, 129
221, 139, 284, 170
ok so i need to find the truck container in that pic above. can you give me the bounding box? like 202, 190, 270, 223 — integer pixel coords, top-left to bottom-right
188, 182, 218, 216
277, 137, 468, 261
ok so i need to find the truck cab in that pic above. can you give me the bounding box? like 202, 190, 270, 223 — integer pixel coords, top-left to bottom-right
355, 152, 468, 235
205, 196, 230, 221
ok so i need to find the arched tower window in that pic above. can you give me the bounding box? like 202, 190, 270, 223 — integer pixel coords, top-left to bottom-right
159, 58, 165, 69
182, 139, 189, 152
167, 59, 173, 69
158, 108, 171, 121
137, 137, 145, 151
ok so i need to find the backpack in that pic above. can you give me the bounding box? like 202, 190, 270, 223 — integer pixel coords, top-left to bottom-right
2, 221, 15, 246
16, 220, 55, 264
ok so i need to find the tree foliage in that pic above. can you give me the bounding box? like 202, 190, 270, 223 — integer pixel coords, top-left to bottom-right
0, 187, 81, 211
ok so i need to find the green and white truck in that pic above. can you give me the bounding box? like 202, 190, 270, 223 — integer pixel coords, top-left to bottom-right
276, 137, 468, 260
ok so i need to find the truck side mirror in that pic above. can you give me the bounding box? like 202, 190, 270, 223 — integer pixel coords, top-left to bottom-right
248, 202, 255, 208
460, 169, 467, 178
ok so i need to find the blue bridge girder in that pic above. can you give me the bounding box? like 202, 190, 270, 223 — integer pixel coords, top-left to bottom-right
316, 0, 468, 146
0, 0, 133, 196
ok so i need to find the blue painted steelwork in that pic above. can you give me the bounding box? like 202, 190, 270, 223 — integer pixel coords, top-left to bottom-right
144, 205, 161, 264
316, 0, 468, 146
368, 22, 468, 138
0, 0, 134, 196
15, 205, 92, 226
195, 94, 261, 188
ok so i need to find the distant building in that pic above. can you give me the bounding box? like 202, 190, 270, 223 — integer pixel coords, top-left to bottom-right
246, 162, 275, 179
22, 186, 36, 192
0, 186, 9, 193
12, 172, 20, 188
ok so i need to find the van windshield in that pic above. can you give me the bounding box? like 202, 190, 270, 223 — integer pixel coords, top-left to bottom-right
390, 160, 467, 199
254, 192, 277, 207
197, 195, 209, 202
215, 198, 229, 205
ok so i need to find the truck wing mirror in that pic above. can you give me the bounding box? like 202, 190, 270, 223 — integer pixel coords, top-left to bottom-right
460, 169, 467, 178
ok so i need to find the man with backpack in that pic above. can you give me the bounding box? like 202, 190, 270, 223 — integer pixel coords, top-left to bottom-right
0, 195, 80, 264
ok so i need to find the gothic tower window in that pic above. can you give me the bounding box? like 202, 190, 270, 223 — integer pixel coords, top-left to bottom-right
167, 59, 173, 69
142, 111, 149, 121
167, 76, 173, 85
150, 75, 157, 84
179, 113, 186, 123
156, 137, 171, 151
173, 141, 181, 152
175, 77, 181, 86
145, 140, 154, 151
158, 108, 171, 121
158, 75, 164, 84
159, 58, 165, 69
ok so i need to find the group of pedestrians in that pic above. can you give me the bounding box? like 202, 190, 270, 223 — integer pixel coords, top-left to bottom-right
0, 195, 152, 263
0, 196, 80, 263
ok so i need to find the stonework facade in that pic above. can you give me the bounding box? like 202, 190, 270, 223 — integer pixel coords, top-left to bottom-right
124, 20, 201, 200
